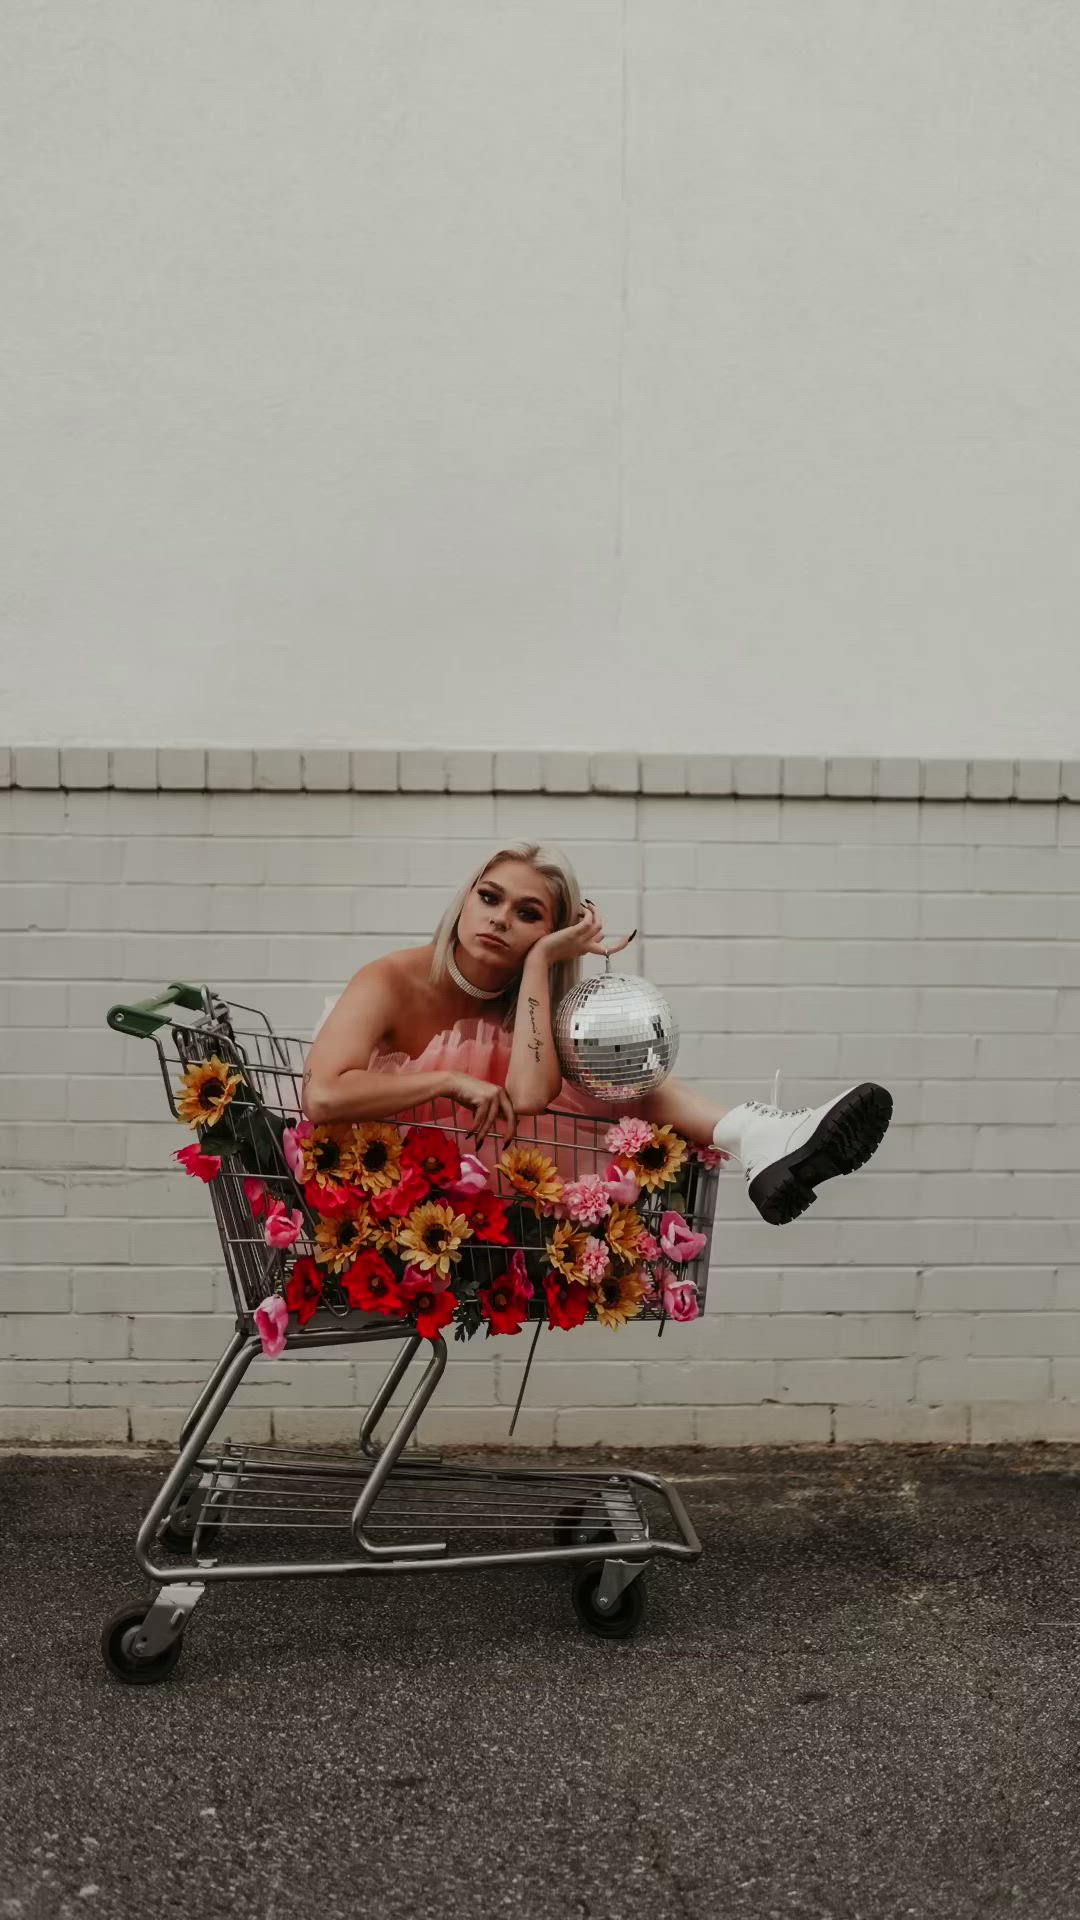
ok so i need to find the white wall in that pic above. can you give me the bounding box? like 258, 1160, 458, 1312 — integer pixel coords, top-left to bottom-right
4, 2, 1080, 755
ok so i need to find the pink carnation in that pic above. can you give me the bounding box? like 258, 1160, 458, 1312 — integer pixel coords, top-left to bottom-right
690, 1143, 731, 1168
602, 1160, 640, 1205
254, 1294, 289, 1357
637, 1230, 661, 1262
605, 1116, 654, 1157
560, 1174, 612, 1227
263, 1201, 304, 1249
580, 1236, 612, 1282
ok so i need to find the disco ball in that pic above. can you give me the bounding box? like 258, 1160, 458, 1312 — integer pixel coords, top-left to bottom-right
553, 967, 679, 1103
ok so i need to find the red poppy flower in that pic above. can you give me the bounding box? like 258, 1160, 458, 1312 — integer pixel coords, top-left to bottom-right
174, 1142, 221, 1183
479, 1258, 533, 1336
407, 1286, 457, 1341
400, 1126, 461, 1190
545, 1276, 590, 1332
340, 1250, 407, 1318
460, 1190, 510, 1244
303, 1176, 356, 1218
284, 1256, 324, 1327
370, 1163, 431, 1221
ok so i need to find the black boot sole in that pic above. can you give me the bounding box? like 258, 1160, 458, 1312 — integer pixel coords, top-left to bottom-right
746, 1082, 894, 1226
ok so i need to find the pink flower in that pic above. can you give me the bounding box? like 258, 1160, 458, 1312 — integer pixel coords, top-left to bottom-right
659, 1211, 708, 1264
174, 1142, 221, 1183
602, 1160, 640, 1205
561, 1174, 612, 1226
282, 1125, 306, 1181
445, 1152, 491, 1197
690, 1143, 731, 1168
605, 1116, 654, 1157
263, 1201, 304, 1248
660, 1268, 700, 1322
637, 1230, 661, 1262
580, 1235, 611, 1282
398, 1264, 451, 1297
254, 1294, 289, 1357
244, 1177, 271, 1218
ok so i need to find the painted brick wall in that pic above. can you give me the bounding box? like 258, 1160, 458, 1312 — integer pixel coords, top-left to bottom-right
3, 750, 1079, 1447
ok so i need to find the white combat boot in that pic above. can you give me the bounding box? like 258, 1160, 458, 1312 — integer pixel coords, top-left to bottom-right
712, 1073, 893, 1226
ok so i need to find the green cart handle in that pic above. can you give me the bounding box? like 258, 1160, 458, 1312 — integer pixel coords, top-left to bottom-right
106, 982, 207, 1038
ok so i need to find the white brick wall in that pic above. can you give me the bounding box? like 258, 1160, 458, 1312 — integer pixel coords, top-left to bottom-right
3, 757, 1080, 1445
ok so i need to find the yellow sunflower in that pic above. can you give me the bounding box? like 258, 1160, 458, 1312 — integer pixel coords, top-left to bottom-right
590, 1264, 648, 1329
496, 1143, 564, 1216
606, 1202, 643, 1267
543, 1221, 590, 1288
619, 1123, 688, 1193
177, 1056, 244, 1130
396, 1200, 473, 1284
350, 1122, 404, 1196
314, 1205, 373, 1273
299, 1122, 358, 1191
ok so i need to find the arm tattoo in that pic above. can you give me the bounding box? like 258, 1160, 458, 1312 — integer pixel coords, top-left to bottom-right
526, 994, 544, 1067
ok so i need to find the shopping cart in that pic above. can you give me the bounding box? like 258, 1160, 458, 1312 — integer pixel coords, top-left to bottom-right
100, 983, 721, 1684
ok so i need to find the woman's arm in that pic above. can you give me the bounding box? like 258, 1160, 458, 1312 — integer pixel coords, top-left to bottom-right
504, 947, 564, 1115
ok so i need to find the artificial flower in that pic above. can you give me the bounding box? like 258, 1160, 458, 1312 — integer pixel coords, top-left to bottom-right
614, 1123, 688, 1195
174, 1142, 221, 1182
560, 1174, 612, 1227
690, 1142, 731, 1168
605, 1203, 643, 1268
340, 1250, 406, 1317
590, 1265, 648, 1329
543, 1220, 591, 1287
496, 1142, 564, 1216
545, 1275, 590, 1332
401, 1125, 461, 1190
580, 1235, 612, 1283
661, 1270, 700, 1323
369, 1164, 430, 1221
263, 1200, 304, 1249
284, 1256, 324, 1327
479, 1252, 533, 1335
281, 1125, 305, 1181
659, 1211, 708, 1264
637, 1229, 661, 1262
396, 1200, 472, 1284
177, 1056, 244, 1130
351, 1121, 404, 1196
604, 1116, 654, 1158
314, 1205, 373, 1273
602, 1160, 640, 1205
445, 1152, 491, 1197
294, 1119, 358, 1192
244, 1177, 271, 1218
457, 1190, 510, 1244
406, 1285, 457, 1341
254, 1293, 289, 1357
303, 1176, 356, 1217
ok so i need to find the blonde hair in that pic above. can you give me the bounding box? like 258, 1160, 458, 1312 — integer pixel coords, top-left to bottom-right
429, 842, 585, 1032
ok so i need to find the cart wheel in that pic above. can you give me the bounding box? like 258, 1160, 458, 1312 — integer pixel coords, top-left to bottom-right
159, 1494, 224, 1556
570, 1562, 646, 1640
100, 1603, 184, 1685
552, 1501, 616, 1549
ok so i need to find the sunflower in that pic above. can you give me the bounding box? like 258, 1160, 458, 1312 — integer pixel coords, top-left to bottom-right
298, 1121, 359, 1191
618, 1123, 688, 1194
590, 1264, 648, 1330
496, 1143, 564, 1216
350, 1122, 404, 1196
543, 1221, 591, 1288
396, 1200, 473, 1284
177, 1056, 244, 1129
605, 1202, 643, 1267
313, 1204, 373, 1273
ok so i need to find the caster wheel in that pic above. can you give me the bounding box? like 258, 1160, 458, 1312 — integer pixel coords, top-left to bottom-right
101, 1603, 184, 1685
570, 1562, 646, 1640
159, 1493, 225, 1556
552, 1500, 616, 1550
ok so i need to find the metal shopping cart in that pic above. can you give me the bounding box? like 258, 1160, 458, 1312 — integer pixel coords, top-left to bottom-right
100, 983, 721, 1684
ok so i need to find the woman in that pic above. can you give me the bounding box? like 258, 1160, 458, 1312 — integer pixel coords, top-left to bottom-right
302, 841, 893, 1226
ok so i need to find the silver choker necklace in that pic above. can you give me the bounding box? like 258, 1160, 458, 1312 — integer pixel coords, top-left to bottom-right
448, 941, 508, 1001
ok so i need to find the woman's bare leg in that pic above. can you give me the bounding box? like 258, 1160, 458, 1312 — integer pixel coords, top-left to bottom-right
625, 1075, 731, 1149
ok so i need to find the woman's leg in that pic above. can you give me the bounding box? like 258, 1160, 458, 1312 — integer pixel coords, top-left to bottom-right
626, 1076, 731, 1149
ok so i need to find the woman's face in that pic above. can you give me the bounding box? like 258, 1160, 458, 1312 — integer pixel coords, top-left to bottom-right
455, 861, 559, 982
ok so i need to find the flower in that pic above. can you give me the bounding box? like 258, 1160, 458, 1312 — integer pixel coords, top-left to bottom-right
637, 1230, 661, 1262
604, 1116, 654, 1158
602, 1160, 640, 1205
314, 1204, 373, 1272
263, 1201, 304, 1249
590, 1265, 648, 1329
303, 1176, 355, 1217
281, 1125, 305, 1181
370, 1164, 431, 1221
177, 1056, 244, 1129
284, 1256, 324, 1327
401, 1125, 461, 1190
407, 1285, 457, 1341
457, 1190, 510, 1244
661, 1269, 700, 1322
396, 1200, 472, 1284
341, 1250, 407, 1318
244, 1177, 271, 1217
295, 1120, 358, 1192
543, 1221, 591, 1288
560, 1174, 612, 1227
580, 1235, 612, 1283
351, 1121, 404, 1196
254, 1294, 289, 1357
545, 1276, 590, 1332
445, 1152, 491, 1196
479, 1252, 533, 1335
605, 1203, 643, 1268
615, 1123, 688, 1195
659, 1211, 708, 1264
690, 1142, 731, 1168
496, 1143, 563, 1216
174, 1142, 221, 1182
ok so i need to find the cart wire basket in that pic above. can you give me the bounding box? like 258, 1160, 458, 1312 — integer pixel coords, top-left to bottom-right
99, 982, 722, 1684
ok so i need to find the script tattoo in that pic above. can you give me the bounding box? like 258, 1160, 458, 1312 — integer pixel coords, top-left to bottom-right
526, 993, 544, 1067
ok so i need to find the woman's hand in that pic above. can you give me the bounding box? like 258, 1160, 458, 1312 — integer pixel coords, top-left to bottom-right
533, 899, 638, 969
445, 1072, 517, 1149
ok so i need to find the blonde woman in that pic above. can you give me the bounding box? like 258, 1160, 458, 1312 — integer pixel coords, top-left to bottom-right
303, 841, 893, 1225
